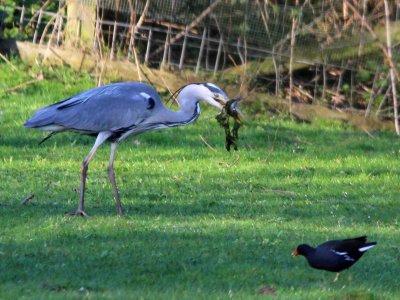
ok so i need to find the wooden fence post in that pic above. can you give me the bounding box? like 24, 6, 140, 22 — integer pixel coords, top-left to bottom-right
272, 47, 279, 95
18, 5, 25, 39
168, 29, 172, 67
206, 26, 210, 70
128, 25, 135, 61
322, 56, 327, 100
76, 18, 82, 47
288, 15, 297, 120
56, 15, 63, 46
179, 26, 189, 71
110, 21, 117, 60
161, 26, 171, 69
32, 9, 43, 44
214, 35, 223, 75
144, 28, 152, 65
365, 66, 381, 117
195, 27, 207, 75
93, 15, 99, 51
313, 66, 319, 103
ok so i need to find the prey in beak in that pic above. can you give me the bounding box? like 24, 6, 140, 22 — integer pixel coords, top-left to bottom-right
216, 97, 243, 151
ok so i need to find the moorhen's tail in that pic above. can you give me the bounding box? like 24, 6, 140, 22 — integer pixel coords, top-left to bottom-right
358, 241, 377, 252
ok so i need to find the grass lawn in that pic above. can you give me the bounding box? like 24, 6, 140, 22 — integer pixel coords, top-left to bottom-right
1, 61, 399, 299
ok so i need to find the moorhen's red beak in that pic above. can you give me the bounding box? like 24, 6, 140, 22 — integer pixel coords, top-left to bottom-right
292, 249, 298, 256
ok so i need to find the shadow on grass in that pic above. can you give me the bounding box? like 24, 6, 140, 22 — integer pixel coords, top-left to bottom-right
2, 115, 400, 298
4, 177, 399, 227
0, 207, 396, 298
5, 122, 399, 158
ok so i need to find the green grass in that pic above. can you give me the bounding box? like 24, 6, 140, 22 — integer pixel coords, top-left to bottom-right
1, 60, 400, 299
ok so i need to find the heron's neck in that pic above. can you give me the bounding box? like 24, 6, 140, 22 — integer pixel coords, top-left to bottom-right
160, 101, 201, 127
156, 86, 202, 126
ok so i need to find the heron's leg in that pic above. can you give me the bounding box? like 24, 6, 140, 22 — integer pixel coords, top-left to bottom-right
107, 142, 124, 215
69, 131, 111, 216
333, 272, 340, 282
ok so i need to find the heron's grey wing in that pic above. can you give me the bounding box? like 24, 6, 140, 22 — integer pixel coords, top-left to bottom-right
25, 82, 163, 134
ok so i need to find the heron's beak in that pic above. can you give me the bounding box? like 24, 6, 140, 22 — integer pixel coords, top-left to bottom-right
203, 94, 227, 110
209, 93, 229, 110
213, 93, 229, 105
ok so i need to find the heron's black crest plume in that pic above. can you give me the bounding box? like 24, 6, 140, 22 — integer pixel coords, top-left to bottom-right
39, 131, 58, 145
166, 83, 194, 105
166, 82, 227, 106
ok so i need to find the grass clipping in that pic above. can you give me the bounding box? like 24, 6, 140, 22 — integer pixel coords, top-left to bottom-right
216, 97, 242, 151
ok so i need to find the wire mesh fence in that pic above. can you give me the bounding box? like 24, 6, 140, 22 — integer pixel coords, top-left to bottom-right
0, 0, 399, 73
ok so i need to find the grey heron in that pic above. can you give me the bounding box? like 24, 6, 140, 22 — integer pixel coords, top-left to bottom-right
25, 82, 229, 216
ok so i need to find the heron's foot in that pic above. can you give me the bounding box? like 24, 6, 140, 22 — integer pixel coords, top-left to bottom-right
68, 209, 89, 217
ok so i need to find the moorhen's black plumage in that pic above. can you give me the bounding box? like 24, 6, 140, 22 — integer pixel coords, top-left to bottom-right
292, 236, 376, 272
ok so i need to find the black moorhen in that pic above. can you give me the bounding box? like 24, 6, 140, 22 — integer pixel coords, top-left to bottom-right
292, 236, 376, 277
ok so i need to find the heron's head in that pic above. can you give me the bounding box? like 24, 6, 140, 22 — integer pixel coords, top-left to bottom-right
199, 83, 229, 109
179, 83, 229, 110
